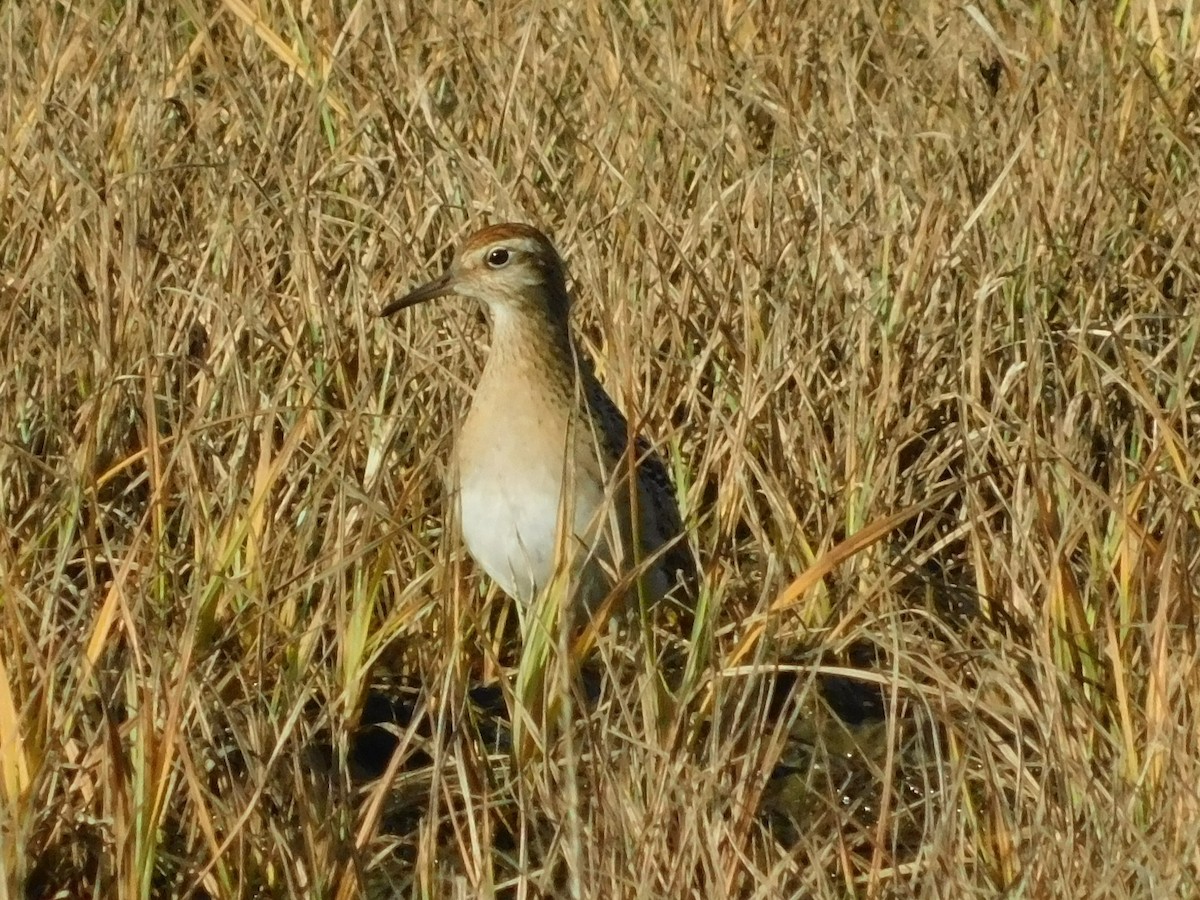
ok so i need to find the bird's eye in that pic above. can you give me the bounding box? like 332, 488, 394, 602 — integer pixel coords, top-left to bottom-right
486, 248, 511, 268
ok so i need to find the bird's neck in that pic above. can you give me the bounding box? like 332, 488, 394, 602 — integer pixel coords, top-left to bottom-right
482, 307, 582, 397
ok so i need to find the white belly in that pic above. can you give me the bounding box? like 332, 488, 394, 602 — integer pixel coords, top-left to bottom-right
456, 440, 608, 606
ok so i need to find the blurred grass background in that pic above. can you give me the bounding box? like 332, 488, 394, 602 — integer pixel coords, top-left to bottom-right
2, 1, 1199, 897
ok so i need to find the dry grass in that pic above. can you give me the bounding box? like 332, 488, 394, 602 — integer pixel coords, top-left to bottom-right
3, 1, 1200, 897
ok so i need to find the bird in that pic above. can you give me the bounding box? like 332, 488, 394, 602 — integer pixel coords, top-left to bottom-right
378, 223, 695, 624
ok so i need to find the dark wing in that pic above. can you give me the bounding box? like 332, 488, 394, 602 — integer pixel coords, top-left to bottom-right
632, 431, 699, 604
582, 369, 698, 605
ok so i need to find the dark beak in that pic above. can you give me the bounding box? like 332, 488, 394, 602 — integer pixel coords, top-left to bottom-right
377, 269, 454, 317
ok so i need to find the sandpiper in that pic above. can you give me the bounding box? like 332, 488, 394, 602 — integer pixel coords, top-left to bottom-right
379, 223, 695, 621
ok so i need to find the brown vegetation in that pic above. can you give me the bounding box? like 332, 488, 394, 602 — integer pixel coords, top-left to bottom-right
2, 2, 1199, 897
